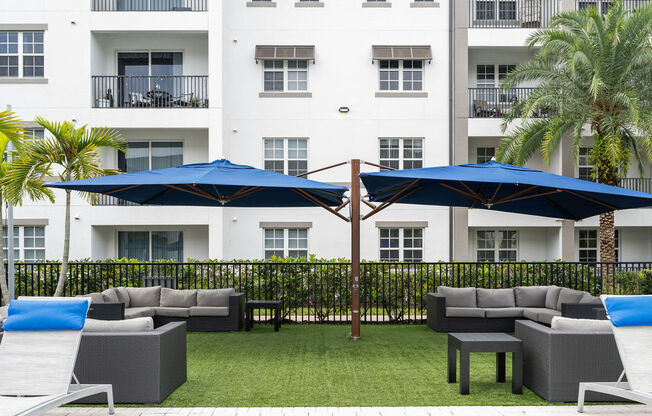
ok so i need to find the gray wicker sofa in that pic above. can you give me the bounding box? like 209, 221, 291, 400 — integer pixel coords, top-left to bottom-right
515, 320, 624, 403
83, 286, 245, 332
74, 321, 187, 404
427, 285, 602, 332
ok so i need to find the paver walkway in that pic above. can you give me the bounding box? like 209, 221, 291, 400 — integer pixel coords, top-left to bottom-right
43, 406, 652, 416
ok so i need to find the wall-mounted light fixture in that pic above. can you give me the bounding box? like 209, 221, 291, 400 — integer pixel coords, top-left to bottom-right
339, 107, 350, 113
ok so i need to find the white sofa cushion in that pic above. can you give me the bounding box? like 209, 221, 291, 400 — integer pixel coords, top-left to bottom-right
545, 286, 562, 310
484, 307, 523, 318
126, 286, 162, 307
514, 286, 548, 307
155, 307, 190, 318
196, 288, 235, 307
160, 288, 197, 308
551, 316, 612, 332
125, 307, 156, 319
83, 317, 154, 332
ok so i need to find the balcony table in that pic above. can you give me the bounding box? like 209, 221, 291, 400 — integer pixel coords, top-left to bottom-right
245, 300, 282, 332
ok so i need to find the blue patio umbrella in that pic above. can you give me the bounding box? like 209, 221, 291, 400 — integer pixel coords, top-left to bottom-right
46, 159, 348, 215
360, 160, 652, 220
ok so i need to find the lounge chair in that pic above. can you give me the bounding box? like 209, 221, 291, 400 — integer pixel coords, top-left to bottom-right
0, 298, 114, 416
577, 295, 652, 412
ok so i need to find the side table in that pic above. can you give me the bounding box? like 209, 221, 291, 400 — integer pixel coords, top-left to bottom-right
245, 300, 282, 332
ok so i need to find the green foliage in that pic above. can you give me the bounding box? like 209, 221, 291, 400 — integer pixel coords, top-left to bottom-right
498, 0, 652, 179
614, 269, 652, 294
7, 258, 619, 323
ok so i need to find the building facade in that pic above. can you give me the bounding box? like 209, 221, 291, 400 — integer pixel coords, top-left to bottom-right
0, 0, 650, 263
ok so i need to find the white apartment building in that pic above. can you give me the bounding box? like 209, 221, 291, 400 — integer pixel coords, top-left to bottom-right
0, 0, 650, 263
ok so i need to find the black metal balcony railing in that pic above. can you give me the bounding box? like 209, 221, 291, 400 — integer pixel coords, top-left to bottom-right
92, 0, 208, 11
469, 87, 549, 118
469, 0, 559, 28
617, 178, 652, 194
92, 75, 208, 109
576, 0, 650, 15
91, 195, 138, 206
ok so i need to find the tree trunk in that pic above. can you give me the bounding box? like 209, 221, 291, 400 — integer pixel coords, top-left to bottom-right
596, 156, 618, 291
0, 193, 9, 305
54, 189, 71, 297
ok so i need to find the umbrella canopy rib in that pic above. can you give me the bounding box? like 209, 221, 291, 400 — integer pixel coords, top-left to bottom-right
293, 188, 350, 222
105, 184, 140, 195
362, 179, 421, 220
564, 189, 618, 210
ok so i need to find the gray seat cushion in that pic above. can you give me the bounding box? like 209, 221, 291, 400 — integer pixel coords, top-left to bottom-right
155, 307, 190, 318
535, 308, 562, 325
556, 288, 587, 310
545, 286, 562, 310
484, 307, 524, 318
101, 288, 120, 303
125, 307, 156, 319
114, 287, 131, 307
514, 286, 548, 307
78, 293, 105, 304
126, 286, 162, 307
160, 288, 197, 308
445, 307, 485, 318
579, 292, 601, 304
437, 286, 477, 308
189, 306, 230, 317
477, 288, 516, 308
522, 307, 553, 321
196, 288, 235, 307
84, 317, 154, 332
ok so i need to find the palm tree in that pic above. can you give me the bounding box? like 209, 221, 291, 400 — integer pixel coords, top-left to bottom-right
0, 110, 33, 304
4, 118, 126, 297
497, 0, 652, 270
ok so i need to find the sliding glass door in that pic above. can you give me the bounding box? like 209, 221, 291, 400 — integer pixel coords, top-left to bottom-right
117, 51, 183, 107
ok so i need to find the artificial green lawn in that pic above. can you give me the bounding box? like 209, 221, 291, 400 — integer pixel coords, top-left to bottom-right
162, 324, 550, 407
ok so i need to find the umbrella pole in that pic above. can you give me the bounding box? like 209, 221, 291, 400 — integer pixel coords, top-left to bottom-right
351, 159, 361, 339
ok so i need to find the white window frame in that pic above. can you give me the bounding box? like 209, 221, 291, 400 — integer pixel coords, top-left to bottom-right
474, 1, 518, 21
262, 60, 309, 92
116, 230, 184, 262
475, 229, 519, 262
263, 228, 309, 259
263, 138, 309, 177
118, 140, 184, 172
378, 227, 424, 262
379, 138, 424, 170
0, 31, 44, 78
378, 60, 424, 92
3, 226, 46, 262
578, 229, 598, 263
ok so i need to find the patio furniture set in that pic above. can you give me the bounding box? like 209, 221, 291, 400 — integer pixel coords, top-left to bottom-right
427, 285, 631, 404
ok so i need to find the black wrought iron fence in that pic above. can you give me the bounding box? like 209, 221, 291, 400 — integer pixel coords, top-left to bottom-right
7, 261, 652, 323
469, 0, 559, 28
576, 0, 650, 15
92, 0, 208, 11
92, 75, 208, 109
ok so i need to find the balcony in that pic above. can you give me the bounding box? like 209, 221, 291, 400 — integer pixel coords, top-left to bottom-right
617, 178, 652, 194
576, 0, 650, 15
469, 0, 558, 28
92, 0, 208, 11
469, 87, 549, 118
92, 75, 208, 109
92, 195, 137, 206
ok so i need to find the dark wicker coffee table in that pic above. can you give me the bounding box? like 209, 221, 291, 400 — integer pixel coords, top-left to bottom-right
448, 332, 523, 395
245, 300, 282, 332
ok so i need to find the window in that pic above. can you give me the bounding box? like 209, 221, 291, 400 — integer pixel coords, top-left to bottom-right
379, 60, 423, 92
117, 231, 183, 261
263, 60, 308, 92
476, 147, 496, 164
578, 147, 595, 181
379, 228, 423, 262
476, 230, 518, 262
379, 138, 423, 170
476, 64, 495, 88
579, 229, 598, 262
474, 1, 518, 20
3, 226, 45, 261
26, 128, 44, 140
0, 31, 44, 78
118, 141, 183, 173
264, 138, 308, 176
264, 228, 308, 259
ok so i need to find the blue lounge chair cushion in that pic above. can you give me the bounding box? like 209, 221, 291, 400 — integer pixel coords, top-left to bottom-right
2, 299, 88, 331
604, 296, 652, 327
